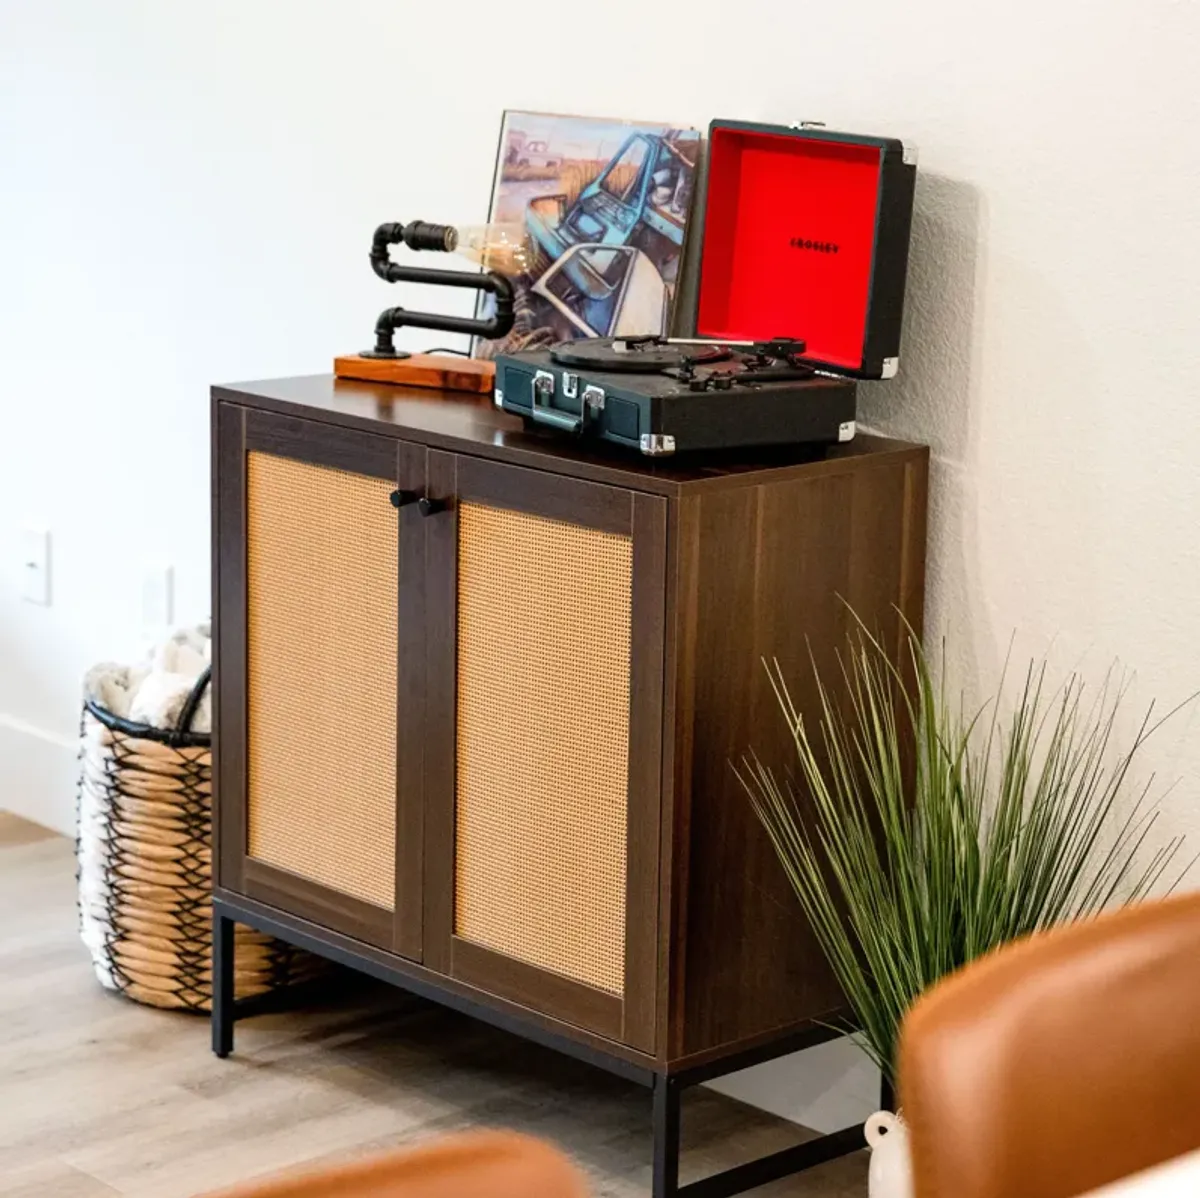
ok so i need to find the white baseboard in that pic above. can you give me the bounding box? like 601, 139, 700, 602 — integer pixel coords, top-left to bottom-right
0, 714, 77, 836
704, 1037, 878, 1133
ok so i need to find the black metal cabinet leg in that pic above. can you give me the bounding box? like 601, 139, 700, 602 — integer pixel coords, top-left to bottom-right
211, 910, 235, 1058
880, 1072, 896, 1113
652, 1074, 682, 1198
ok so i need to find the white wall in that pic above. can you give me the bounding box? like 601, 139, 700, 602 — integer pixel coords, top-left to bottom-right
3, 0, 1199, 1131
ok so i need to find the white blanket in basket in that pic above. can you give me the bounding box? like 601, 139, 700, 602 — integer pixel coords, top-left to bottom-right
84, 623, 212, 733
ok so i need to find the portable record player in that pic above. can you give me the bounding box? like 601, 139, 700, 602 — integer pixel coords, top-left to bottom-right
497, 334, 856, 455
495, 119, 916, 455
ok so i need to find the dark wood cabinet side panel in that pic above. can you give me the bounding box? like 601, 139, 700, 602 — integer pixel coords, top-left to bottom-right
846, 460, 912, 655
450, 937, 624, 1042
622, 494, 668, 1054
245, 408, 398, 480
214, 401, 247, 893
681, 480, 846, 1055
421, 449, 459, 976
899, 455, 930, 637
886, 454, 930, 815
680, 459, 925, 1056
455, 455, 633, 536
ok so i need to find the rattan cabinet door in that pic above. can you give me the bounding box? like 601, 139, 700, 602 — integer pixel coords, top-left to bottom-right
214, 405, 425, 959
423, 452, 666, 1052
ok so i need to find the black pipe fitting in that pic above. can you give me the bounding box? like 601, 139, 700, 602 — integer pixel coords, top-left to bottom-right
362, 227, 516, 358
369, 220, 459, 283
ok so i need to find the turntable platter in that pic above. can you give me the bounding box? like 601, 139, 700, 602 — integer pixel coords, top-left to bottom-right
549, 337, 731, 374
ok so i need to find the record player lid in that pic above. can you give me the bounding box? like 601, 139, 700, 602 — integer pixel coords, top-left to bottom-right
695, 120, 915, 380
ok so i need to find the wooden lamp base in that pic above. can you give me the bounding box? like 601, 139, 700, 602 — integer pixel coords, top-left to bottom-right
334, 353, 496, 396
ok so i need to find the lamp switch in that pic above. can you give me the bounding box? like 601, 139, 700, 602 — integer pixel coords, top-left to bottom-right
20, 528, 50, 606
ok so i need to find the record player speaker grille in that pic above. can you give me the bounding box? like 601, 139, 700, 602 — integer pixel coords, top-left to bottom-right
454, 502, 632, 996
245, 452, 398, 911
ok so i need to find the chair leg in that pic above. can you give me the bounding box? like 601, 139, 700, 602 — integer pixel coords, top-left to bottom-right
211, 911, 235, 1058
652, 1074, 681, 1198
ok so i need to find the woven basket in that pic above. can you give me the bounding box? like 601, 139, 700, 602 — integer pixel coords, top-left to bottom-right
77, 667, 319, 1011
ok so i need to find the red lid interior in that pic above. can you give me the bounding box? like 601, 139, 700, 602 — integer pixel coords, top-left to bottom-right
696, 126, 883, 371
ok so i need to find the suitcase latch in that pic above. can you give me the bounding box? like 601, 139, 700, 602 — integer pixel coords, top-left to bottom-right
532, 370, 555, 406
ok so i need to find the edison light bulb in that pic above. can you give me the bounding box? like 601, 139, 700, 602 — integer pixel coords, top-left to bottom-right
445, 222, 537, 276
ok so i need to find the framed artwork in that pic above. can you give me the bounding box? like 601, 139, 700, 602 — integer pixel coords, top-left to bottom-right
473, 111, 701, 358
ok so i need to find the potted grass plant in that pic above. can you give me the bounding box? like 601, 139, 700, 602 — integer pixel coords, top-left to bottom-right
736, 622, 1189, 1198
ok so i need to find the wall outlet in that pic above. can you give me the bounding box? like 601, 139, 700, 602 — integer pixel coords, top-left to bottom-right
142, 564, 175, 630
20, 527, 50, 605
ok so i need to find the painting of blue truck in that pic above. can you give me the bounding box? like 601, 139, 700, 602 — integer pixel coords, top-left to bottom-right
474, 112, 700, 358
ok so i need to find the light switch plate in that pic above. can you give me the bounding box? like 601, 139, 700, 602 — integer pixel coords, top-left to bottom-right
20, 528, 50, 606
142, 563, 175, 630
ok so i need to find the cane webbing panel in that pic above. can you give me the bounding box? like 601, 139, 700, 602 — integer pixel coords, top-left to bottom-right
246, 451, 397, 910
455, 502, 632, 996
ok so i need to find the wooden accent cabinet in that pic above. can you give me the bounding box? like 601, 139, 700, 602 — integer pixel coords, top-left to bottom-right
211, 375, 927, 1113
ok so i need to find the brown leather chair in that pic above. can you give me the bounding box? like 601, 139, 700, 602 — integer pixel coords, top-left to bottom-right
899, 891, 1200, 1198
197, 1130, 588, 1198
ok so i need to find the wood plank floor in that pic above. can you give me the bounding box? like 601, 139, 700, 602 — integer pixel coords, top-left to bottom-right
0, 814, 868, 1197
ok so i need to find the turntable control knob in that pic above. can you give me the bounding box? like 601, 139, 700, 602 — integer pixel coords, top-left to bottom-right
713, 376, 734, 391
688, 379, 708, 393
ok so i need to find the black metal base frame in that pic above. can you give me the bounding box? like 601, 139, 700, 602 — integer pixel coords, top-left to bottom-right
212, 898, 877, 1198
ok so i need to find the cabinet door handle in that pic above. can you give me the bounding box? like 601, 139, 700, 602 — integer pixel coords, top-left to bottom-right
390, 489, 420, 509
417, 496, 447, 517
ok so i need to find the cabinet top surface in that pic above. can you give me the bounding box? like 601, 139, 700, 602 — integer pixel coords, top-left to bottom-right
214, 374, 926, 495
